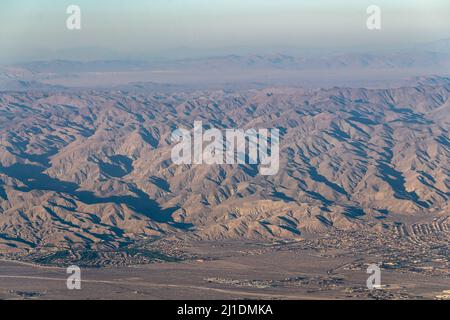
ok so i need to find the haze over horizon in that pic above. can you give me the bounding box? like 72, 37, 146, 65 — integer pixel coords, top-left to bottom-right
1, 0, 450, 62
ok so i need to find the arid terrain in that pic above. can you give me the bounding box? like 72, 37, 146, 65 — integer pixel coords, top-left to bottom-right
0, 234, 448, 300
0, 68, 448, 299
1, 0, 450, 302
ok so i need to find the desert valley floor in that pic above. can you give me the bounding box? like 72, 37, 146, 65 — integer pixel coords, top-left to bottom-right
1, 229, 449, 300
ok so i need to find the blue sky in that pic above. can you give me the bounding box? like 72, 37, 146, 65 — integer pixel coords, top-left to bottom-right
1, 0, 449, 61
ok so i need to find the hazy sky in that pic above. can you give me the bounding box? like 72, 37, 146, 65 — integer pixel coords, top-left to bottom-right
0, 0, 449, 61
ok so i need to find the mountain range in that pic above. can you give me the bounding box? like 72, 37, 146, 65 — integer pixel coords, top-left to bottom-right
0, 80, 448, 251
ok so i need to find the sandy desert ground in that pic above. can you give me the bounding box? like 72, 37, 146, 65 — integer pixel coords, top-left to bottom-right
0, 235, 448, 300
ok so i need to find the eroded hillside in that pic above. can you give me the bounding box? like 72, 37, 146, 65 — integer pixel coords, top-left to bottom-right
0, 83, 449, 251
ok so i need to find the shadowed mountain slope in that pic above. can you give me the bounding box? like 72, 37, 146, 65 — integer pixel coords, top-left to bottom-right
0, 81, 448, 251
